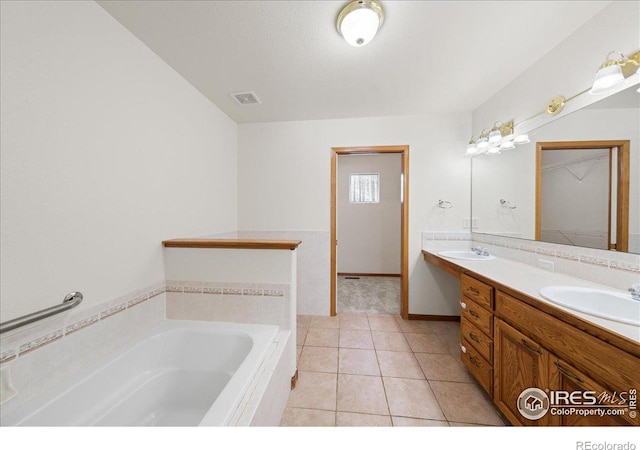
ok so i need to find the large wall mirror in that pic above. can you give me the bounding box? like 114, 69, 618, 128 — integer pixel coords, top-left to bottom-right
471, 84, 639, 254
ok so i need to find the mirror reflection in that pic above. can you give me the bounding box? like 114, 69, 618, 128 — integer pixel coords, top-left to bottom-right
472, 84, 639, 254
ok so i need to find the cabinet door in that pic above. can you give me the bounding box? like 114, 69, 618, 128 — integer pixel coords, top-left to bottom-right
549, 358, 634, 426
494, 318, 551, 426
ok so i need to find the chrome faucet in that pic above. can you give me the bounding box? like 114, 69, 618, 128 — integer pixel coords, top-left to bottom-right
471, 247, 490, 256
629, 284, 640, 301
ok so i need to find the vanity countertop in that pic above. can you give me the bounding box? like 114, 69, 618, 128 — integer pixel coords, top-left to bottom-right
422, 248, 640, 347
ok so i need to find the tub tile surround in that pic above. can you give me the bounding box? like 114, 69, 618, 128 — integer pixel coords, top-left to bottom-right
0, 281, 167, 415
165, 280, 292, 331
422, 231, 640, 292
0, 277, 294, 421
203, 231, 331, 316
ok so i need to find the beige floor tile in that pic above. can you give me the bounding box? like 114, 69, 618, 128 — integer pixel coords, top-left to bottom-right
297, 326, 308, 346
383, 377, 446, 420
297, 315, 313, 329
404, 333, 449, 354
368, 315, 401, 332
298, 346, 338, 373
339, 315, 370, 330
429, 321, 461, 337
337, 412, 392, 427
339, 329, 374, 349
339, 348, 380, 376
392, 417, 449, 426
395, 318, 437, 334
371, 331, 411, 352
305, 328, 339, 347
286, 371, 337, 411
438, 333, 464, 356
376, 351, 424, 379
429, 381, 506, 425
296, 345, 303, 361
310, 315, 340, 329
337, 374, 389, 415
280, 408, 336, 426
414, 353, 473, 383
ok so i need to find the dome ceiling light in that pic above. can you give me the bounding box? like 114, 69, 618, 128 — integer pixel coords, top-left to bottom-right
336, 0, 384, 47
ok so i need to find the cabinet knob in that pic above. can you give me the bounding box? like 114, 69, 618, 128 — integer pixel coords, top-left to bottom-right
460, 344, 467, 353
460, 301, 467, 309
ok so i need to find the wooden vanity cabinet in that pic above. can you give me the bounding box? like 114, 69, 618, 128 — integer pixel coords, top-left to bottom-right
424, 250, 639, 426
495, 290, 638, 426
459, 274, 494, 396
549, 358, 631, 426
494, 318, 553, 426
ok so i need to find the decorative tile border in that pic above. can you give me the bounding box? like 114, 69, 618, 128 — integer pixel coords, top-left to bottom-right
223, 288, 243, 295
263, 289, 284, 297
204, 287, 223, 295
243, 289, 263, 296
579, 255, 609, 267
610, 260, 640, 274
0, 282, 166, 366
468, 232, 640, 282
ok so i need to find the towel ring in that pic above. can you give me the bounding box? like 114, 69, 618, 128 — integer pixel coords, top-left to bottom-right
499, 199, 517, 209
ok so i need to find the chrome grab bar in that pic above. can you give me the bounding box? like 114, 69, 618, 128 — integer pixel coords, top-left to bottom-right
0, 292, 83, 335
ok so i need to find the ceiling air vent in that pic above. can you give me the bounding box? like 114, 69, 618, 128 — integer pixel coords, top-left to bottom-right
230, 91, 261, 105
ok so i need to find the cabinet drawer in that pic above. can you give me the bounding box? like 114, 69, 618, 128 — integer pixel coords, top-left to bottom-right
461, 273, 493, 310
461, 316, 493, 363
460, 297, 493, 337
461, 339, 493, 396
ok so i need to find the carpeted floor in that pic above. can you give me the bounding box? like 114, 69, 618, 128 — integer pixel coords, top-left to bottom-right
337, 276, 400, 315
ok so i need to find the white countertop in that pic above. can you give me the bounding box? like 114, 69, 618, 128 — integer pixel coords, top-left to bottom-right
423, 248, 640, 344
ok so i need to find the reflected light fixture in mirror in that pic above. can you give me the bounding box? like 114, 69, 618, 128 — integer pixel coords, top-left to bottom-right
336, 0, 384, 47
466, 121, 529, 156
590, 50, 640, 95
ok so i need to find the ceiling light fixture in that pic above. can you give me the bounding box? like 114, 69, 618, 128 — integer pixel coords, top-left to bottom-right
590, 50, 640, 95
336, 0, 384, 47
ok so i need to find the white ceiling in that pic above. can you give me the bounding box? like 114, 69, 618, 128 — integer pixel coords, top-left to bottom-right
98, 0, 611, 123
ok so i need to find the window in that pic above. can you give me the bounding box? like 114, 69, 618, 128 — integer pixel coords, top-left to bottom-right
349, 173, 379, 203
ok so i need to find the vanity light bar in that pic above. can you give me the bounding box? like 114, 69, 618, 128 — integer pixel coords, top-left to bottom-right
466, 48, 640, 156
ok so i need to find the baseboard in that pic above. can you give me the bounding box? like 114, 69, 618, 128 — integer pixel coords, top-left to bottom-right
291, 369, 299, 390
338, 273, 401, 278
408, 314, 461, 322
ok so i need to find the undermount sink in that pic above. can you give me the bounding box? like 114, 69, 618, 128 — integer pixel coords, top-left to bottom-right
437, 250, 495, 261
539, 286, 640, 326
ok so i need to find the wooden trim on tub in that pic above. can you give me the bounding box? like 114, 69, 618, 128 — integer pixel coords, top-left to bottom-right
291, 369, 299, 390
338, 273, 401, 278
408, 314, 461, 322
162, 239, 302, 250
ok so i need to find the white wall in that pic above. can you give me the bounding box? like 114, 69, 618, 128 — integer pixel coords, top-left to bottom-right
0, 1, 238, 321
238, 114, 470, 316
337, 154, 401, 274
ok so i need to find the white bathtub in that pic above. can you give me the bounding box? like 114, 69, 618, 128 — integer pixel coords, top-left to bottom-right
1, 320, 279, 426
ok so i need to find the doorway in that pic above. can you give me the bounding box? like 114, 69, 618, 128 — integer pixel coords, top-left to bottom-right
536, 140, 630, 251
330, 146, 409, 318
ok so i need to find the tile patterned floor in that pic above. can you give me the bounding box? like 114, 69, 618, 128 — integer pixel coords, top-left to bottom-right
284, 313, 508, 427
